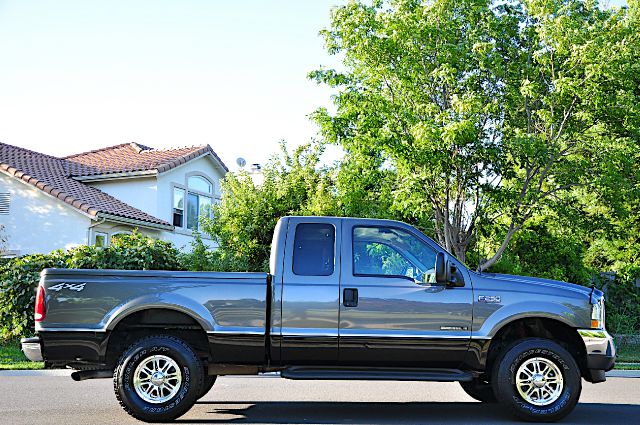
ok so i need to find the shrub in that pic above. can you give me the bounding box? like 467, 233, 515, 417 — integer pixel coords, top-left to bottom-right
178, 232, 219, 271
486, 224, 591, 285
0, 231, 181, 342
598, 272, 640, 335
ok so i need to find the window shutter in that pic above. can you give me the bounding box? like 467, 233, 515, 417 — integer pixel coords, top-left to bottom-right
0, 193, 10, 214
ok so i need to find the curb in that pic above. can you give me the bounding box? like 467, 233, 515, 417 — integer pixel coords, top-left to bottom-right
606, 370, 640, 378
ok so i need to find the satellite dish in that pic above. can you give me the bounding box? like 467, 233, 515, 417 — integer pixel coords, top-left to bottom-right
236, 157, 246, 168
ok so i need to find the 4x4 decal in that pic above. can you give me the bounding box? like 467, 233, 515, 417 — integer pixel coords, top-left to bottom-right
48, 282, 86, 292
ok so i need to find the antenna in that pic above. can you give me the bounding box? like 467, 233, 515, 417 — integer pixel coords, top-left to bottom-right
476, 222, 481, 274
236, 157, 246, 169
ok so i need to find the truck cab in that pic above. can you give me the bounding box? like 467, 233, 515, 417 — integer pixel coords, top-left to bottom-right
271, 216, 472, 368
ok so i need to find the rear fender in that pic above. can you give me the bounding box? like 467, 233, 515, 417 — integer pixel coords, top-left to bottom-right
104, 293, 215, 332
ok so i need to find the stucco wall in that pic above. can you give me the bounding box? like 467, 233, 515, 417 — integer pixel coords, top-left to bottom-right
89, 177, 158, 218
0, 173, 92, 255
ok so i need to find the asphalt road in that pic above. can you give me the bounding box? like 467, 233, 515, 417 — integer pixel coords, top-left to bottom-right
0, 372, 638, 425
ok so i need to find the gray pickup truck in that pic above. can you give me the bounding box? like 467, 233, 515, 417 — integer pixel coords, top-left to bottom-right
22, 216, 615, 422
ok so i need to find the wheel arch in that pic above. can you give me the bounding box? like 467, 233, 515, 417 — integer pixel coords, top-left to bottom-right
105, 307, 212, 368
483, 316, 587, 379
104, 294, 216, 332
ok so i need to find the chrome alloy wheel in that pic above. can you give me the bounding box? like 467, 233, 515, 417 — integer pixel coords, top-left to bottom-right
133, 355, 182, 404
515, 357, 564, 406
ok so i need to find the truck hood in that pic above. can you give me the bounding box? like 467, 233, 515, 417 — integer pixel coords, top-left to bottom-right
479, 272, 595, 298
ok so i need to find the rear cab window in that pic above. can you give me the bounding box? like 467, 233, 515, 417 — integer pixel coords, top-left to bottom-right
292, 223, 335, 276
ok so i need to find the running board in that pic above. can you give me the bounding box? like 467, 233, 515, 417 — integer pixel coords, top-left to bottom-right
281, 367, 473, 382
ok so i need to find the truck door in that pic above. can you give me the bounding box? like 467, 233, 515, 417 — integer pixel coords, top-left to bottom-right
280, 217, 341, 364
338, 221, 473, 367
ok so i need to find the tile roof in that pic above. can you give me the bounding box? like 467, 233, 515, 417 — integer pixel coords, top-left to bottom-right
64, 142, 229, 177
0, 142, 227, 228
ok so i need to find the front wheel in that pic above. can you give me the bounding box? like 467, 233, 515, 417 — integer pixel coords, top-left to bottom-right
492, 338, 581, 422
113, 335, 204, 422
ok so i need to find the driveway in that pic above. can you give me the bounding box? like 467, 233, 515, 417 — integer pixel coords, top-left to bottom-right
1, 372, 638, 424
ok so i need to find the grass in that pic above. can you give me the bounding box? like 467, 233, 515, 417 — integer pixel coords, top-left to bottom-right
616, 342, 640, 363
614, 363, 640, 370
615, 341, 640, 369
0, 341, 44, 370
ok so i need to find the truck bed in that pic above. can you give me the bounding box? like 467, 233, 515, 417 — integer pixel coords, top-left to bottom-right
38, 268, 269, 334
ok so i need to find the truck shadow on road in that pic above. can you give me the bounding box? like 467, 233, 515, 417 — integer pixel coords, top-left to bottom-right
181, 401, 640, 424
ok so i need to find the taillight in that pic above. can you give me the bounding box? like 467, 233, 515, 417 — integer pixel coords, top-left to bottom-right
35, 285, 46, 322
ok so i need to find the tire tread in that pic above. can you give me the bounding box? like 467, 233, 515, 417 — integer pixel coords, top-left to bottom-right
113, 334, 203, 422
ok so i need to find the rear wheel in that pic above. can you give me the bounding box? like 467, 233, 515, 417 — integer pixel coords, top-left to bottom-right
113, 335, 204, 422
492, 338, 581, 422
459, 378, 497, 402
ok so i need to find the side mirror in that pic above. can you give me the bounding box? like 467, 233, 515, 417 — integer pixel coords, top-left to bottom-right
435, 252, 464, 287
435, 252, 449, 285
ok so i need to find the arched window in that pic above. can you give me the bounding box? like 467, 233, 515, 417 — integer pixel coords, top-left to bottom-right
173, 175, 214, 231
187, 176, 212, 193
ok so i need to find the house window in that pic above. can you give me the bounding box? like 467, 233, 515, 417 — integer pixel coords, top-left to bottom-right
184, 175, 214, 231
173, 187, 185, 227
94, 232, 108, 248
188, 176, 212, 193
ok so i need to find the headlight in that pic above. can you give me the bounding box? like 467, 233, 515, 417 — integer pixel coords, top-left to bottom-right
591, 297, 605, 329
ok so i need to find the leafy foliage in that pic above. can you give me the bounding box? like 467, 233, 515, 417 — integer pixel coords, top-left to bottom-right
178, 231, 219, 272
200, 143, 340, 272
311, 0, 640, 269
0, 231, 181, 341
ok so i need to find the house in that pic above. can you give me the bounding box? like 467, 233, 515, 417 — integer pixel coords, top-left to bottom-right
0, 142, 228, 256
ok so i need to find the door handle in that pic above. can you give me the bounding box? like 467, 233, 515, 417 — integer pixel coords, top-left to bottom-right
343, 288, 358, 307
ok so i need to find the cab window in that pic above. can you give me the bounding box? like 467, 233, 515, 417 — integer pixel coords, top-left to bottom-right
292, 223, 335, 276
352, 226, 437, 283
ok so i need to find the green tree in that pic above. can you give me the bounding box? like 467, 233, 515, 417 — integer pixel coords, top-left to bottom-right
201, 143, 338, 272
311, 0, 640, 268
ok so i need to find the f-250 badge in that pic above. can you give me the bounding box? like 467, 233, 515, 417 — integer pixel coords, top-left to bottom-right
478, 295, 501, 303
48, 282, 86, 292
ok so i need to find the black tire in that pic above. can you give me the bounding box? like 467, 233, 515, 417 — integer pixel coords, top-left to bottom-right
459, 378, 497, 402
113, 335, 204, 422
198, 374, 217, 400
492, 338, 581, 422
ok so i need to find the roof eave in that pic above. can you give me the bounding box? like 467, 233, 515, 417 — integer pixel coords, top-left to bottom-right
96, 212, 174, 231
156, 151, 228, 176
72, 169, 158, 182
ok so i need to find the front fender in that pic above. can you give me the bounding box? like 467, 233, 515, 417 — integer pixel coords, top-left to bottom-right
475, 301, 587, 338
103, 293, 216, 332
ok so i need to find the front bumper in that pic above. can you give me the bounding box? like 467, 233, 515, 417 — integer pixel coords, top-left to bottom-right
20, 336, 43, 362
578, 329, 616, 382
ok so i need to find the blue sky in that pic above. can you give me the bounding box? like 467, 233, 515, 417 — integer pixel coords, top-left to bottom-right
0, 0, 345, 169
0, 0, 629, 170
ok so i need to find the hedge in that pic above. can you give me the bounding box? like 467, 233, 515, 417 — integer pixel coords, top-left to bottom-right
0, 231, 181, 341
